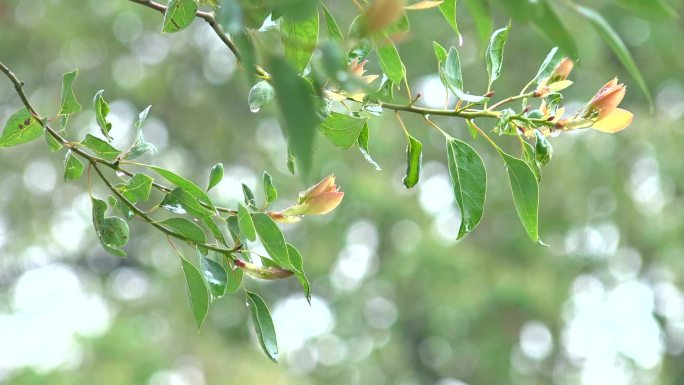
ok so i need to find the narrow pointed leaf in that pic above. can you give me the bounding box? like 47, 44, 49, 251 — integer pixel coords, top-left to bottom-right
150, 166, 216, 211
93, 90, 112, 140
321, 4, 343, 41
446, 138, 487, 239
237, 203, 257, 242
58, 70, 82, 115
160, 218, 206, 245
443, 47, 488, 103
531, 0, 578, 60
262, 172, 278, 203
179, 253, 210, 330
500, 152, 541, 243
402, 134, 422, 188
534, 47, 563, 84
373, 34, 405, 85
286, 243, 311, 303
207, 163, 223, 191
357, 123, 381, 170
246, 291, 278, 362
438, 0, 461, 40
485, 24, 510, 88
252, 213, 291, 269
464, 0, 492, 47
269, 56, 319, 176
572, 4, 652, 106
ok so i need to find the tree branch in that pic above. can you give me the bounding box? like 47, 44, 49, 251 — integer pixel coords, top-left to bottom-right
1, 59, 240, 254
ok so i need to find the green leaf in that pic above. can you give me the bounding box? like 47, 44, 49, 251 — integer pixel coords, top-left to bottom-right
438, 0, 461, 42
402, 134, 422, 189
226, 216, 251, 262
321, 3, 343, 41
347, 15, 373, 62
63, 151, 84, 181
433, 41, 448, 63
248, 81, 275, 113
522, 141, 541, 182
612, 0, 677, 20
252, 213, 291, 269
246, 291, 278, 362
160, 218, 207, 245
126, 105, 157, 160
443, 47, 489, 103
179, 252, 210, 330
571, 4, 652, 106
58, 70, 82, 115
286, 243, 311, 303
162, 0, 198, 33
262, 171, 278, 203
91, 198, 129, 257
159, 187, 213, 217
199, 253, 228, 299
81, 134, 121, 161
286, 146, 296, 175
207, 163, 223, 191
531, 0, 578, 60
485, 24, 510, 89
464, 0, 492, 48
281, 11, 319, 74
237, 203, 257, 242
357, 123, 381, 170
242, 184, 256, 207
93, 90, 112, 141
500, 152, 541, 243
150, 166, 216, 211
534, 130, 553, 167
116, 173, 153, 204
0, 107, 43, 148
534, 47, 563, 84
373, 34, 405, 85
269, 55, 319, 176
319, 112, 368, 149
45, 131, 63, 152
446, 138, 487, 239
201, 214, 227, 246
224, 257, 243, 293
110, 195, 135, 220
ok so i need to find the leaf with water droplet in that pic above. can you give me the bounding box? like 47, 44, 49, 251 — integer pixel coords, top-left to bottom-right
248, 81, 274, 113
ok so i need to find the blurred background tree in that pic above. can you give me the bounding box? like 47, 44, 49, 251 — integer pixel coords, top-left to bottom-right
1, 0, 684, 384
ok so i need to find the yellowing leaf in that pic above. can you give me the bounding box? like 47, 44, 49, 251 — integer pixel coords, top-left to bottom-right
548, 80, 573, 92
592, 108, 633, 133
405, 0, 443, 10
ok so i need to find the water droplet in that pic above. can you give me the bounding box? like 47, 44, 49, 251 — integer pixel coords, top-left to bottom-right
249, 106, 260, 113
116, 171, 126, 178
